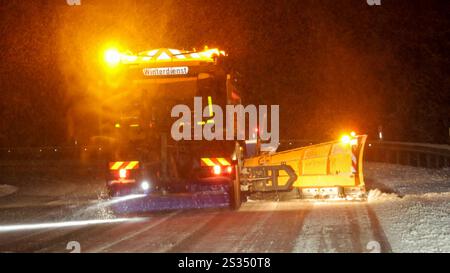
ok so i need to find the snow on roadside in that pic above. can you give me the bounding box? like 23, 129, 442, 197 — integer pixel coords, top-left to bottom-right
364, 162, 450, 252
367, 188, 399, 202
0, 185, 18, 197
364, 162, 450, 195
369, 193, 449, 252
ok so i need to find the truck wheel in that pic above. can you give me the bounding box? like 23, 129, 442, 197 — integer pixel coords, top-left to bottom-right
108, 188, 119, 198
241, 191, 248, 203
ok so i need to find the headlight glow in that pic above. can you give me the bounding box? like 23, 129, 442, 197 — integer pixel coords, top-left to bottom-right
141, 181, 150, 191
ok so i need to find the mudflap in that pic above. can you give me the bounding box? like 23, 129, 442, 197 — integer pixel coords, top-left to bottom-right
230, 177, 242, 210
110, 181, 232, 214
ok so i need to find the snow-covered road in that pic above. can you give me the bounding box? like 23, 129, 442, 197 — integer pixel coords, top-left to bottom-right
0, 162, 448, 252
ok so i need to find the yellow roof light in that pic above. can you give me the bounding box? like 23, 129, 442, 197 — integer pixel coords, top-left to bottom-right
157, 52, 171, 61
146, 49, 158, 57
199, 48, 223, 59
169, 48, 181, 55
340, 134, 351, 144
104, 49, 121, 67
105, 47, 226, 65
122, 54, 138, 62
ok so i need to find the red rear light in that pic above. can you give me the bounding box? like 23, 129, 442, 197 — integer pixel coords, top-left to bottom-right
119, 169, 127, 179
212, 165, 221, 175
211, 165, 233, 175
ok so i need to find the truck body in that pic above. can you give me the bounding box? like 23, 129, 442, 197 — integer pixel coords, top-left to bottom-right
102, 48, 240, 209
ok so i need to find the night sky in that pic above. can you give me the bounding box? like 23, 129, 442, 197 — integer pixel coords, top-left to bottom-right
0, 0, 449, 146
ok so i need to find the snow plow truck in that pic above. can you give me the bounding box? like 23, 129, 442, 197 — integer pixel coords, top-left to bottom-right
100, 47, 367, 213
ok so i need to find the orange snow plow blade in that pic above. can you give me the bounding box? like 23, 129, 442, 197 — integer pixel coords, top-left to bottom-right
242, 135, 367, 199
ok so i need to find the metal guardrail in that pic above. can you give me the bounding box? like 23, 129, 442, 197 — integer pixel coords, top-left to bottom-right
1, 140, 449, 169
364, 141, 450, 168
0, 146, 109, 161
0, 146, 107, 180
277, 139, 450, 169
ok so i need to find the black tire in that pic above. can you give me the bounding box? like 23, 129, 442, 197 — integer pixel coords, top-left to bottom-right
107, 188, 115, 198
240, 191, 248, 203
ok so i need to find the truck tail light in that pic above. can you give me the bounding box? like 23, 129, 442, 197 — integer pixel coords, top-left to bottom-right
119, 169, 127, 179
212, 165, 221, 175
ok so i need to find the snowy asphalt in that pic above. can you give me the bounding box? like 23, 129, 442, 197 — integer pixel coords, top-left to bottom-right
0, 163, 448, 253
0, 200, 391, 253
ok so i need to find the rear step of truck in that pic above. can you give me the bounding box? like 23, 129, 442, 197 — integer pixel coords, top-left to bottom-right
111, 192, 230, 214
110, 184, 235, 214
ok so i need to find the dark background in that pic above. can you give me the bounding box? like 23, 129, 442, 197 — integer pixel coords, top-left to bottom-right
0, 0, 449, 147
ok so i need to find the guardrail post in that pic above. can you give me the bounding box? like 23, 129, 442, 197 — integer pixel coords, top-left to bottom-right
426, 154, 431, 168
395, 151, 400, 165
